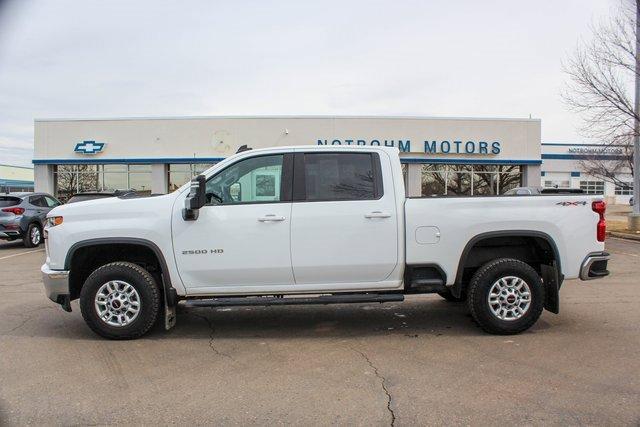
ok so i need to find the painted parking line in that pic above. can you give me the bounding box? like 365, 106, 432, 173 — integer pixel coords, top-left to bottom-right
0, 248, 44, 261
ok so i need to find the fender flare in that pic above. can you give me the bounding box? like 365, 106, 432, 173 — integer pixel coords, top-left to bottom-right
64, 237, 178, 309
451, 230, 562, 312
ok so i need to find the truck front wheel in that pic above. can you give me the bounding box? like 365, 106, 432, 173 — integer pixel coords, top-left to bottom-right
79, 262, 160, 340
467, 258, 544, 335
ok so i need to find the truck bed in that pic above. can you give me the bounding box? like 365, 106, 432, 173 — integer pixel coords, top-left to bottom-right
405, 194, 604, 284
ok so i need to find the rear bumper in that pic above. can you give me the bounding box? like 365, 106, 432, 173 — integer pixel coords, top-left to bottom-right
579, 251, 610, 280
41, 264, 70, 307
0, 230, 22, 239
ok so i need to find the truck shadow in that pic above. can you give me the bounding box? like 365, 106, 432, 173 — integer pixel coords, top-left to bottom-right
5, 296, 554, 340
0, 241, 26, 250
154, 297, 544, 340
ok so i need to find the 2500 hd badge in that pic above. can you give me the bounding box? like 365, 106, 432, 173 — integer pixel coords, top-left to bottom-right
182, 249, 224, 255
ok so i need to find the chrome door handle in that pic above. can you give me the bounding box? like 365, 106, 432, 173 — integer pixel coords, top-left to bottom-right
364, 211, 391, 219
258, 215, 285, 222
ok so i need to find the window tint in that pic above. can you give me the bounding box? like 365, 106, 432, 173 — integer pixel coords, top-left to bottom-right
304, 153, 376, 201
44, 196, 61, 207
0, 197, 21, 207
206, 155, 283, 205
29, 195, 47, 207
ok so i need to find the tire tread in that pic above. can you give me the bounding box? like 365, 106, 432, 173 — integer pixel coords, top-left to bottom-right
80, 261, 160, 340
467, 258, 544, 335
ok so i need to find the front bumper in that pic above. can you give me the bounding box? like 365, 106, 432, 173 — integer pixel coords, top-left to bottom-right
41, 264, 71, 310
579, 251, 610, 280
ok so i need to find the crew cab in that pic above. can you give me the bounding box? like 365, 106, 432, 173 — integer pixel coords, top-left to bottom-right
41, 146, 610, 339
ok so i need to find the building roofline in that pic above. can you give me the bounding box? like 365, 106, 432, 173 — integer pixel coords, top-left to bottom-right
34, 114, 541, 123
542, 142, 628, 147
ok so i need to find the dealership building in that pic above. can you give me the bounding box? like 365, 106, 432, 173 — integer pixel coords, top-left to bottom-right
0, 164, 34, 193
31, 115, 631, 203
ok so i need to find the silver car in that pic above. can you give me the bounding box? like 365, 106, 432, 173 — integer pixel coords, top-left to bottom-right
0, 192, 62, 247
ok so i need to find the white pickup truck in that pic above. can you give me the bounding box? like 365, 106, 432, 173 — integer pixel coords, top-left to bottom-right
41, 146, 610, 339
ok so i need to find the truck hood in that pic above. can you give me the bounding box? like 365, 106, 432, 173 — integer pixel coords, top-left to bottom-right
49, 193, 177, 219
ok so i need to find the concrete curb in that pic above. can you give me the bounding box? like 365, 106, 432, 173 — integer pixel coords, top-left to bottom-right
607, 231, 640, 242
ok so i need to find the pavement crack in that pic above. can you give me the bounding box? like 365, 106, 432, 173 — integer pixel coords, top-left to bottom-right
353, 348, 396, 426
193, 313, 235, 361
4, 315, 35, 334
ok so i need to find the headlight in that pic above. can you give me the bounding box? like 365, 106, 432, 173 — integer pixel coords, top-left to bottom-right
47, 216, 63, 227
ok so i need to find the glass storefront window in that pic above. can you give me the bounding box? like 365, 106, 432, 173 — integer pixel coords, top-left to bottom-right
129, 173, 152, 194
420, 164, 522, 197
193, 163, 214, 175
580, 180, 604, 194
447, 172, 472, 196
128, 165, 151, 172
102, 172, 128, 191
421, 167, 447, 196
473, 172, 498, 195
614, 182, 633, 195
168, 163, 217, 192
103, 164, 127, 172
54, 164, 153, 201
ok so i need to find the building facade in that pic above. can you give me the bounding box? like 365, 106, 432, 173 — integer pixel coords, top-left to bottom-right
33, 116, 542, 201
0, 164, 34, 193
541, 143, 633, 205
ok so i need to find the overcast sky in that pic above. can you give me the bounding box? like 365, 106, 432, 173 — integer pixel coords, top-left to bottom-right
0, 0, 616, 166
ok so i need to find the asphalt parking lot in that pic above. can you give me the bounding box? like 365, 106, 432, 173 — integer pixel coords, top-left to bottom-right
0, 238, 639, 425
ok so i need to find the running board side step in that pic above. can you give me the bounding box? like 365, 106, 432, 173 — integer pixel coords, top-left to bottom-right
184, 293, 404, 308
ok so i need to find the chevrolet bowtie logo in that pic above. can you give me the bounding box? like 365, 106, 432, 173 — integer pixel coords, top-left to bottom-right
74, 141, 105, 154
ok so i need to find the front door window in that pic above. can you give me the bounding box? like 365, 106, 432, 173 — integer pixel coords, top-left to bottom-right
206, 155, 283, 205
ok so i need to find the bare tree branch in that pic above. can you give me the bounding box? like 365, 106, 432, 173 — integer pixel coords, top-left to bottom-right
562, 0, 636, 187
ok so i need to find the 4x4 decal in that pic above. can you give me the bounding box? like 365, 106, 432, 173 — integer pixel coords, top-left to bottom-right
556, 201, 587, 206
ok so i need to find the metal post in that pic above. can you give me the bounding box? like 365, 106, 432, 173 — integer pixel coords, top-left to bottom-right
630, 0, 640, 228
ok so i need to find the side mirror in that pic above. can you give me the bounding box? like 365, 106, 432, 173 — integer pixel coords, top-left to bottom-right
183, 175, 206, 221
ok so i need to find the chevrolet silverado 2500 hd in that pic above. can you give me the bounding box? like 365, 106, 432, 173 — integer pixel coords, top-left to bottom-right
41, 146, 610, 339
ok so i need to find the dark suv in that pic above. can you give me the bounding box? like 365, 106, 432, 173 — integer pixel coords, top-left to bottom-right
0, 192, 61, 247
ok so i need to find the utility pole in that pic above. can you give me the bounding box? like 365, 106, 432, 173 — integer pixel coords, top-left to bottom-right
631, 0, 640, 229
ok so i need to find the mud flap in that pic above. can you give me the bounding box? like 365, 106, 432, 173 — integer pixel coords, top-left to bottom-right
540, 262, 560, 314
163, 285, 177, 331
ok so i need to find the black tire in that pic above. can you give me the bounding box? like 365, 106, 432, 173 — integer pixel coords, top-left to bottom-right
80, 262, 160, 340
467, 258, 544, 335
23, 223, 42, 248
437, 289, 466, 302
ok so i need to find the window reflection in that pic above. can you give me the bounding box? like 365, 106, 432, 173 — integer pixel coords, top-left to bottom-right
53, 164, 153, 201
420, 164, 522, 197
168, 163, 216, 191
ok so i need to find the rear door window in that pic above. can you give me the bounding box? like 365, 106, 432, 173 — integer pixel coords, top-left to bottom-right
29, 196, 47, 207
302, 153, 381, 201
0, 197, 21, 207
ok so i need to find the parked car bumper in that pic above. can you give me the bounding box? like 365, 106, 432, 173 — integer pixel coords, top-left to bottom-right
41, 264, 71, 309
0, 217, 23, 240
0, 230, 22, 240
579, 251, 610, 280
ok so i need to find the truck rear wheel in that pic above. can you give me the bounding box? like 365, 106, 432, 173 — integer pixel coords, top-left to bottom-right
467, 258, 544, 335
79, 262, 160, 340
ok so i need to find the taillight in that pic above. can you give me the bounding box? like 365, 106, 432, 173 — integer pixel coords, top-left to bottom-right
1, 207, 25, 215
592, 200, 606, 242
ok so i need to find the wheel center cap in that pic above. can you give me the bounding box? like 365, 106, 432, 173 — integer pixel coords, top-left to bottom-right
111, 300, 121, 309
507, 295, 517, 304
